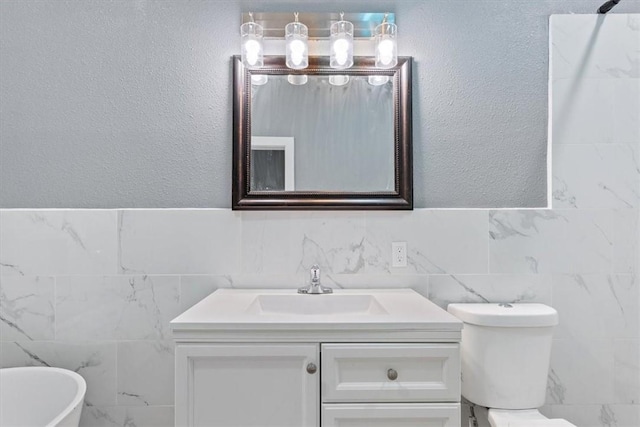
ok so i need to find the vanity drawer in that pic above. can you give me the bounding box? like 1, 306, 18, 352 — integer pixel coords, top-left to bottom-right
321, 343, 460, 403
322, 403, 460, 427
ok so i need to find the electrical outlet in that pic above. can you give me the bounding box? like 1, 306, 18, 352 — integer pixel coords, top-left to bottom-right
391, 241, 407, 268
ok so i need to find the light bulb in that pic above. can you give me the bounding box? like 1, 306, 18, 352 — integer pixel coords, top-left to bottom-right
329, 19, 354, 70
289, 39, 305, 66
374, 20, 397, 69
240, 20, 263, 69
244, 40, 260, 66
378, 39, 394, 66
285, 19, 308, 70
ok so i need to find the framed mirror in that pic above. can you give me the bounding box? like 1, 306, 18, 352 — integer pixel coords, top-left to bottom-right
232, 55, 412, 210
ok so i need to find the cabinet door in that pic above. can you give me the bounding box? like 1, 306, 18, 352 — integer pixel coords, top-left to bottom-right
322, 403, 460, 427
176, 344, 319, 427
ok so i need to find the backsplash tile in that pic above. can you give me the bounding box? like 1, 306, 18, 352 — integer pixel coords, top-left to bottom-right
0, 341, 117, 407
118, 210, 241, 275
0, 276, 55, 341
489, 209, 613, 274
117, 341, 175, 406
365, 210, 489, 275
0, 210, 117, 276
56, 275, 180, 341
553, 144, 639, 208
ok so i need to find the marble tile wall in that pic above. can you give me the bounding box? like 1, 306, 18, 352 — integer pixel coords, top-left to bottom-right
0, 13, 638, 427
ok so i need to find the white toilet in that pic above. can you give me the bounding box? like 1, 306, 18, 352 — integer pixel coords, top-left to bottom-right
447, 303, 576, 427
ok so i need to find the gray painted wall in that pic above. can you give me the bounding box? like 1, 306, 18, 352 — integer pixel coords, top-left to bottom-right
1, 0, 639, 208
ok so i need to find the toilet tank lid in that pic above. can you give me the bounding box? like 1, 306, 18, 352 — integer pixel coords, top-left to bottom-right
447, 303, 558, 327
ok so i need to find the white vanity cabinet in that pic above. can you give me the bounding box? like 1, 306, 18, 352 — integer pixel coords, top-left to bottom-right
171, 289, 463, 427
175, 344, 319, 426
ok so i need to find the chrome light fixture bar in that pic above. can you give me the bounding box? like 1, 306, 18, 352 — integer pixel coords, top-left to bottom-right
240, 12, 396, 71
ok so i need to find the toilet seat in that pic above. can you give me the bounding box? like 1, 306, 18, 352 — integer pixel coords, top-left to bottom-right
488, 409, 577, 427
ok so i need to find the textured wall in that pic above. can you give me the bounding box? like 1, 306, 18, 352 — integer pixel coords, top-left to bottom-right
2, 0, 638, 208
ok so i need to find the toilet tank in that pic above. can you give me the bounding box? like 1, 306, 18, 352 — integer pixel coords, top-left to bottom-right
447, 303, 558, 410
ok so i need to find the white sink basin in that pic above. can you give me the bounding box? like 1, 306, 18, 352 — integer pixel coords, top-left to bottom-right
245, 294, 388, 316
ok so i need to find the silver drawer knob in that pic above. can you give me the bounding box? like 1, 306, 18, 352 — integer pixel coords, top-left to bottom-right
387, 368, 398, 381
306, 363, 317, 374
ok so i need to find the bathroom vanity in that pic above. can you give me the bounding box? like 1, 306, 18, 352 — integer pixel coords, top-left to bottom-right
171, 289, 462, 427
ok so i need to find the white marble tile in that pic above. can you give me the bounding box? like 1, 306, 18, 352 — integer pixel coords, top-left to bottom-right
613, 79, 640, 144
365, 210, 489, 275
613, 209, 639, 274
546, 404, 640, 427
80, 406, 173, 427
118, 210, 240, 275
548, 339, 614, 405
614, 340, 640, 404
323, 274, 429, 296
241, 211, 370, 276
552, 275, 638, 341
117, 341, 174, 406
56, 276, 180, 341
428, 274, 552, 310
552, 78, 615, 145
489, 209, 613, 274
0, 341, 117, 406
240, 211, 300, 275
0, 276, 55, 341
553, 144, 639, 209
179, 275, 232, 311
0, 210, 117, 276
551, 14, 640, 79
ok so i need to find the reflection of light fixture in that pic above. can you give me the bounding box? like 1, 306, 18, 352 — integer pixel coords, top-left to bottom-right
240, 13, 263, 69
375, 14, 397, 69
330, 13, 353, 70
287, 74, 308, 85
251, 75, 269, 86
329, 75, 349, 86
368, 75, 389, 86
285, 13, 308, 70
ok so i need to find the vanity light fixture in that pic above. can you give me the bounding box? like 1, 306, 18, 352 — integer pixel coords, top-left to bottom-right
240, 12, 264, 69
285, 13, 309, 70
374, 13, 397, 69
329, 13, 354, 70
239, 13, 397, 71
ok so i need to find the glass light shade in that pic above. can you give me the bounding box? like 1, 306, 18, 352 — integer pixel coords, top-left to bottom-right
368, 75, 390, 86
329, 75, 349, 86
330, 20, 354, 69
287, 74, 308, 85
374, 22, 397, 69
240, 22, 264, 69
285, 22, 309, 70
251, 74, 268, 86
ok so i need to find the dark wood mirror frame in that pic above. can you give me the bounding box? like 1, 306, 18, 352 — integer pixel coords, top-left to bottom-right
232, 55, 413, 210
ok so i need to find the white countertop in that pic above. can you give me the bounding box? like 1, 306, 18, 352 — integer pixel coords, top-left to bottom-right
171, 289, 462, 343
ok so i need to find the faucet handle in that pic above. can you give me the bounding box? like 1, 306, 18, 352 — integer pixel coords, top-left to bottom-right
310, 264, 320, 282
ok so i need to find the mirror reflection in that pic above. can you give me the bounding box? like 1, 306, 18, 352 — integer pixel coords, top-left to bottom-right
250, 74, 394, 193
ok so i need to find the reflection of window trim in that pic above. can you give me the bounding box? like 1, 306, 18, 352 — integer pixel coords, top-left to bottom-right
251, 136, 295, 191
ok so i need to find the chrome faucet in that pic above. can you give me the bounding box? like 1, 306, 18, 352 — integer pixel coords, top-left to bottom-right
298, 264, 333, 294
